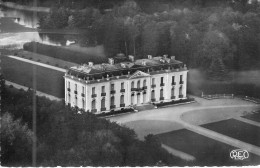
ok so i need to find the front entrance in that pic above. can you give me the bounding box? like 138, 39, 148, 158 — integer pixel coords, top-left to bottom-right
137, 93, 141, 104
131, 94, 134, 105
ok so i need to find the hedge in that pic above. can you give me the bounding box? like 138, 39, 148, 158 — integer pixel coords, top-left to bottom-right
155, 98, 195, 108
96, 108, 134, 117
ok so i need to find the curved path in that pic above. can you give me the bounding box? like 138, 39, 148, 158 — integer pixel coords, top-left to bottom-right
109, 96, 260, 158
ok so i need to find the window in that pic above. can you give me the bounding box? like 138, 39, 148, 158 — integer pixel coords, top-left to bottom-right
121, 82, 124, 89
75, 84, 77, 91
68, 81, 70, 88
111, 84, 114, 90
111, 96, 115, 106
152, 78, 155, 85
180, 75, 183, 82
160, 89, 164, 98
68, 94, 71, 103
137, 80, 140, 88
172, 76, 175, 83
102, 86, 105, 93
161, 77, 164, 84
92, 87, 95, 94
120, 95, 124, 104
131, 81, 134, 88
143, 80, 146, 87
92, 99, 96, 110
179, 85, 183, 96
82, 99, 85, 109
143, 92, 146, 103
101, 97, 105, 108
75, 95, 78, 107
131, 94, 134, 105
151, 90, 155, 100
82, 86, 85, 93
171, 87, 175, 96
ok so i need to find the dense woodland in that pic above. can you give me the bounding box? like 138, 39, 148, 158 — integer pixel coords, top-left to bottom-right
0, 75, 187, 166
16, 0, 260, 80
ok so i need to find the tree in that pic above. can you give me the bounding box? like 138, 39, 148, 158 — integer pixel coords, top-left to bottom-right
207, 58, 228, 81
0, 74, 5, 97
1, 113, 33, 166
142, 21, 159, 57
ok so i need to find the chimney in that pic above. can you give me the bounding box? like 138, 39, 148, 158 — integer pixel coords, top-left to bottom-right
171, 56, 175, 60
163, 54, 168, 59
160, 59, 165, 63
128, 55, 134, 62
88, 62, 94, 67
121, 63, 126, 68
108, 58, 114, 65
148, 55, 153, 59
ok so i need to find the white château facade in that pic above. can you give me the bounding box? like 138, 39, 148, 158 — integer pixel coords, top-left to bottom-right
64, 55, 188, 113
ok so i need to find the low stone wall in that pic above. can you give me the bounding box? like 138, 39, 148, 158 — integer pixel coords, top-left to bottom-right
202, 94, 260, 104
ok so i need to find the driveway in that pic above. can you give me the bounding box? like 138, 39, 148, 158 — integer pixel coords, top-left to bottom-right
108, 96, 260, 158
109, 97, 259, 138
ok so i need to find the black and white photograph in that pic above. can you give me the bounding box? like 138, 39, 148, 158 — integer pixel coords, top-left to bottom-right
0, 0, 260, 167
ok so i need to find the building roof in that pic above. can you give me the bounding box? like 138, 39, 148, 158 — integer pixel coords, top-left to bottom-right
67, 55, 184, 80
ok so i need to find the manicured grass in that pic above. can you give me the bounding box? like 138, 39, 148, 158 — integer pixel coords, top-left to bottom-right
201, 119, 260, 147
0, 17, 36, 33
1, 55, 64, 98
156, 129, 260, 166
18, 50, 78, 69
23, 42, 107, 64
242, 111, 260, 123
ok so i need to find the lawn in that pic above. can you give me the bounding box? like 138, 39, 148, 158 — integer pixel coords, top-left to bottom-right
156, 129, 260, 166
18, 50, 78, 68
242, 111, 260, 123
1, 55, 64, 98
201, 119, 260, 147
0, 17, 36, 33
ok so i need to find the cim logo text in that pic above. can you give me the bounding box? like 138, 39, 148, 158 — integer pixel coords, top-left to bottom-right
230, 149, 249, 160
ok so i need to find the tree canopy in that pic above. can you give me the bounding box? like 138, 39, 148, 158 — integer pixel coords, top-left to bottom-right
1, 86, 184, 166
35, 0, 260, 79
